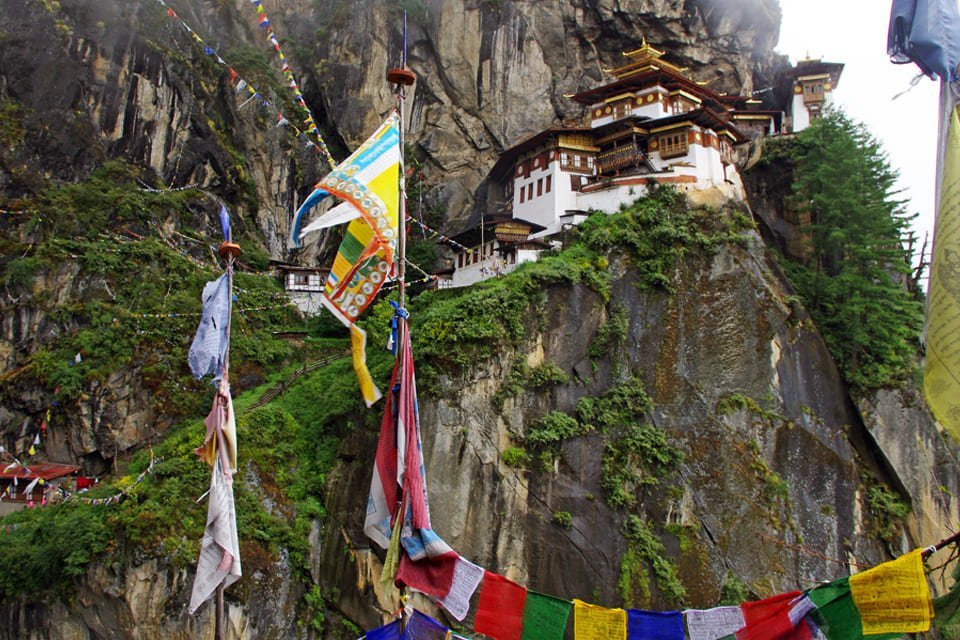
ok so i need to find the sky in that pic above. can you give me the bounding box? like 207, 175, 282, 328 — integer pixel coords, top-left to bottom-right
777, 0, 941, 266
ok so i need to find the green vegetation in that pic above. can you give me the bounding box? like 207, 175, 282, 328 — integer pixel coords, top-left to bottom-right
762, 110, 924, 390
551, 510, 572, 528
718, 572, 752, 605
618, 514, 686, 608
0, 501, 110, 600
865, 479, 911, 544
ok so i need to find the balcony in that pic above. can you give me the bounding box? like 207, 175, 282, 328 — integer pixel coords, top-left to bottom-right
596, 143, 655, 176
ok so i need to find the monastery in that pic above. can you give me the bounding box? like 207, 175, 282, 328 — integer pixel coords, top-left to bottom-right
441, 43, 843, 289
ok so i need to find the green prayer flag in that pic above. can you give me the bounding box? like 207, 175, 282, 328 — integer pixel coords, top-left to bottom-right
521, 591, 572, 640
807, 578, 903, 640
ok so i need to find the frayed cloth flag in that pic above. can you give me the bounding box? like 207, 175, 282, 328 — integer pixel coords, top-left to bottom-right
736, 592, 814, 640
521, 591, 573, 640
437, 555, 484, 621
474, 571, 528, 640
573, 599, 627, 640
685, 606, 746, 640
627, 609, 684, 640
403, 609, 449, 640
188, 458, 241, 614
366, 619, 402, 640
195, 379, 238, 475
364, 314, 457, 594
188, 273, 230, 381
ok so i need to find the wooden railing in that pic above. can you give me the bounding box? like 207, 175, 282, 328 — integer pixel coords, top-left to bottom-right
244, 351, 349, 412
597, 143, 651, 174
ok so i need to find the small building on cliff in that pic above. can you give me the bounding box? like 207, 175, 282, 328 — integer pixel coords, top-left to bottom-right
781, 58, 844, 133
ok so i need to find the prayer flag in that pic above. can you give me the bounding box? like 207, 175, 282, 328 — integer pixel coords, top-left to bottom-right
367, 619, 402, 640
685, 606, 746, 640
848, 548, 933, 634
403, 609, 449, 640
924, 99, 960, 440
195, 379, 238, 474
364, 314, 458, 593
573, 599, 627, 640
291, 111, 400, 406
736, 592, 813, 640
522, 591, 572, 640
188, 457, 241, 614
218, 204, 231, 242
888, 0, 960, 81
628, 609, 684, 640
188, 273, 231, 381
474, 571, 527, 640
437, 555, 484, 621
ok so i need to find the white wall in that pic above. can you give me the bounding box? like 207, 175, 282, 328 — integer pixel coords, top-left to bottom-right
790, 93, 810, 132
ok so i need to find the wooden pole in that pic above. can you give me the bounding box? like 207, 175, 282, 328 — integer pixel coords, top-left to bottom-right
215, 222, 240, 640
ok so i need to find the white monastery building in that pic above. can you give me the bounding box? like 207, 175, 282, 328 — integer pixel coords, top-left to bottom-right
439, 43, 843, 289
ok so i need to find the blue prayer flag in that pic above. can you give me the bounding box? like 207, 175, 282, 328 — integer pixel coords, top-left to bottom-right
366, 620, 401, 640
628, 609, 685, 640
888, 0, 960, 81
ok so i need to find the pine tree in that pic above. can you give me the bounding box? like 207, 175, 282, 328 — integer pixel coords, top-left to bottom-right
781, 109, 924, 390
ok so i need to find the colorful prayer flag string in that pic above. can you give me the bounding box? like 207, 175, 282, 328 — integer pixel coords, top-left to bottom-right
406, 215, 473, 253
244, 0, 337, 170
153, 0, 336, 166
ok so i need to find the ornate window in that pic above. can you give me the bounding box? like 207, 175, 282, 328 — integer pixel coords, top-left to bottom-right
659, 131, 689, 159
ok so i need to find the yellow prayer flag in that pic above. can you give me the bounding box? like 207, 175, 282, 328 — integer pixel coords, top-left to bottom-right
926, 103, 960, 440
350, 324, 382, 406
849, 548, 933, 634
573, 599, 626, 640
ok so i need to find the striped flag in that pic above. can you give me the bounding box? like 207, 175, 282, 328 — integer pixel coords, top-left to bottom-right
291, 111, 401, 406
364, 314, 458, 596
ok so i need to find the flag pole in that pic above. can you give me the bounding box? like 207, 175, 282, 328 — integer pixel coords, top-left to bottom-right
216, 220, 241, 640
386, 11, 416, 621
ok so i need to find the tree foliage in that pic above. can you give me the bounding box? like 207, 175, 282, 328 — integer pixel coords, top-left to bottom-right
778, 110, 923, 389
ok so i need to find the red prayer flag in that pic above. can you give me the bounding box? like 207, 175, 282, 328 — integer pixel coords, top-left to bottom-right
736, 591, 811, 640
474, 571, 528, 640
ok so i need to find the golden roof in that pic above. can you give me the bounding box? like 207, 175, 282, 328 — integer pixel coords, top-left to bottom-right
605, 37, 687, 79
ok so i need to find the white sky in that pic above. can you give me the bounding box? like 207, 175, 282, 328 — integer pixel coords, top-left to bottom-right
777, 0, 941, 263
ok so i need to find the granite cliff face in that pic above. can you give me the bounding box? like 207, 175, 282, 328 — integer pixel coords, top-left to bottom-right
1, 1, 957, 639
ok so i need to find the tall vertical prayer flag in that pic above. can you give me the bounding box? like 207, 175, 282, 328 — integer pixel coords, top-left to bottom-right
291, 111, 401, 406
573, 599, 627, 640
474, 572, 528, 640
924, 101, 960, 439
188, 457, 241, 614
888, 0, 960, 439
848, 548, 933, 634
364, 312, 459, 596
627, 609, 684, 640
188, 273, 231, 381
522, 591, 573, 640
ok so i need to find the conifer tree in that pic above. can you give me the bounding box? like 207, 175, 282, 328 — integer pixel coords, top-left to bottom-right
781, 109, 923, 389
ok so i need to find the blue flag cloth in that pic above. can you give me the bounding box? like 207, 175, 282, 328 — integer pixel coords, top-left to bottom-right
218, 204, 231, 242
188, 273, 231, 380
402, 610, 448, 640
628, 609, 685, 640
888, 0, 960, 82
366, 620, 402, 640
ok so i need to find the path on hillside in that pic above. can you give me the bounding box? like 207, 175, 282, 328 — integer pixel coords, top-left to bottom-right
243, 351, 348, 413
